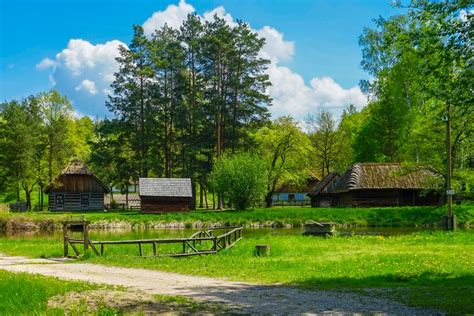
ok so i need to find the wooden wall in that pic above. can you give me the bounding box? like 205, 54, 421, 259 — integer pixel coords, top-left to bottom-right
331, 189, 441, 207
140, 196, 191, 214
52, 174, 107, 193
48, 192, 105, 211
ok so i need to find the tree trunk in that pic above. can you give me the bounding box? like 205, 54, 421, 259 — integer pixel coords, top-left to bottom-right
199, 183, 204, 209
16, 182, 20, 202
265, 192, 273, 208
190, 179, 196, 210
204, 187, 209, 209
24, 188, 31, 211
212, 191, 215, 210
125, 188, 129, 209
39, 184, 44, 211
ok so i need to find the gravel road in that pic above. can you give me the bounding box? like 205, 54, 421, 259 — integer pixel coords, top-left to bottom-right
0, 254, 441, 315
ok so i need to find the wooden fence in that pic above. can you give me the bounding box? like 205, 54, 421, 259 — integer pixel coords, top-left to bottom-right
63, 224, 242, 258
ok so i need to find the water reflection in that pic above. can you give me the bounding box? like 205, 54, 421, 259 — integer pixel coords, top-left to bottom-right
0, 226, 456, 240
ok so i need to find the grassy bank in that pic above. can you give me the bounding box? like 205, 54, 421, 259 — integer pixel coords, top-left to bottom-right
1, 205, 473, 231
1, 231, 472, 314
0, 270, 104, 314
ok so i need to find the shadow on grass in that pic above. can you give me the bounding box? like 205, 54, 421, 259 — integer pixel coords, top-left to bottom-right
295, 272, 474, 315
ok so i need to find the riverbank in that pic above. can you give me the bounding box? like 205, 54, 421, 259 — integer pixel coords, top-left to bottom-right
1, 231, 472, 314
1, 205, 473, 232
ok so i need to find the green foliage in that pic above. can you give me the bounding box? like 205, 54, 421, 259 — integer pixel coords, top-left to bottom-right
254, 117, 312, 206
106, 15, 271, 190
210, 153, 267, 210
358, 0, 474, 189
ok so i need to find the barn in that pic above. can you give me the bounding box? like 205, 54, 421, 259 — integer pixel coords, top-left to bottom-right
45, 160, 109, 211
307, 173, 339, 207
329, 163, 442, 207
139, 178, 193, 213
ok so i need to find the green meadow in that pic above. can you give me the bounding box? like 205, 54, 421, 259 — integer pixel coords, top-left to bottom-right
1, 230, 473, 314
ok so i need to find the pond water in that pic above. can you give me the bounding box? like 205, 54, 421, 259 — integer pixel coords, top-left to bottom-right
0, 226, 459, 240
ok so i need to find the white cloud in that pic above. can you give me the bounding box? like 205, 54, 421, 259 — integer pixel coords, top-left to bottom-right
55, 39, 125, 77
257, 26, 294, 63
75, 79, 98, 95
36, 58, 57, 70
203, 6, 236, 27
267, 64, 366, 118
143, 0, 195, 36
35, 0, 366, 118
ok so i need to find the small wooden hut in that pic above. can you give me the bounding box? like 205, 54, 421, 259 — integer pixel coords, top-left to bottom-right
307, 173, 339, 207
329, 163, 442, 207
139, 178, 192, 213
45, 160, 109, 211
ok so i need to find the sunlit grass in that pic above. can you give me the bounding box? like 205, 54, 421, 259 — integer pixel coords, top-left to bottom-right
1, 230, 472, 313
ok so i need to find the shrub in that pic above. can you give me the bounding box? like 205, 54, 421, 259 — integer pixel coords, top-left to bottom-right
211, 153, 267, 210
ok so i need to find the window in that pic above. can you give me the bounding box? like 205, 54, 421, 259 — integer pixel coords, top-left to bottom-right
56, 194, 64, 205
288, 194, 295, 202
81, 194, 89, 207
55, 194, 64, 210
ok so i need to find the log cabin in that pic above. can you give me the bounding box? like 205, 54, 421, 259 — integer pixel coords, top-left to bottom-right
328, 163, 442, 207
139, 178, 192, 213
45, 160, 109, 211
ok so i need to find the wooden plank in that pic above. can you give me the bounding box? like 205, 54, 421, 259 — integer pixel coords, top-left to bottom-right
69, 241, 80, 256
185, 241, 199, 253
89, 241, 100, 256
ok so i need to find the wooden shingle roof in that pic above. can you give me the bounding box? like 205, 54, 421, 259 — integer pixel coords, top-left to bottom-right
307, 173, 339, 196
330, 163, 440, 193
139, 178, 192, 197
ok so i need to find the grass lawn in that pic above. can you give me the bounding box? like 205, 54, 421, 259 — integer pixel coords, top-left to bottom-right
0, 270, 106, 315
0, 270, 225, 314
1, 204, 473, 229
1, 231, 472, 314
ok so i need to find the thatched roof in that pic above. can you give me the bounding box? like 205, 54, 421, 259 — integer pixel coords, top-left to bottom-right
330, 163, 440, 193
139, 178, 192, 197
44, 159, 109, 193
60, 159, 94, 175
307, 173, 339, 196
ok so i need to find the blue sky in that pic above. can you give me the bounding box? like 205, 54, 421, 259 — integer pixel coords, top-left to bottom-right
0, 0, 399, 118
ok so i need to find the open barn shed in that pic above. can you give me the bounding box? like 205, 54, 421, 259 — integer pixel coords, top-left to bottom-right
45, 160, 109, 211
139, 178, 193, 213
307, 173, 339, 207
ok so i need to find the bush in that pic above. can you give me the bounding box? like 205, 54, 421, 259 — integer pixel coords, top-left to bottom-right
211, 153, 267, 210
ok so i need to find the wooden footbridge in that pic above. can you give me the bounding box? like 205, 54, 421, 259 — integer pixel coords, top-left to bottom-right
63, 219, 243, 258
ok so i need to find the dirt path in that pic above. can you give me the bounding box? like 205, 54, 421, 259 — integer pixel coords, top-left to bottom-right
0, 254, 440, 315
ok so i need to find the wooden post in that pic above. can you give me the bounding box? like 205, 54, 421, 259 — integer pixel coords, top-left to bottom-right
213, 237, 217, 251
153, 242, 157, 256
63, 223, 68, 257
182, 241, 186, 254
255, 244, 270, 256
138, 242, 142, 256
83, 222, 89, 252
100, 244, 104, 255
